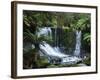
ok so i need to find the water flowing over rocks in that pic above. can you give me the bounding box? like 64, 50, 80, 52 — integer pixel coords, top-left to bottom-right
37, 27, 82, 65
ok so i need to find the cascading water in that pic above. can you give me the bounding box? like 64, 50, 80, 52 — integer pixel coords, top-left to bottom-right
74, 30, 81, 56
36, 27, 52, 38
39, 41, 68, 58
39, 41, 82, 64
55, 28, 57, 47
36, 27, 82, 64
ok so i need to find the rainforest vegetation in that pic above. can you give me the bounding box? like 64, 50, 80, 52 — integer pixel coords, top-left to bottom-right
23, 10, 91, 69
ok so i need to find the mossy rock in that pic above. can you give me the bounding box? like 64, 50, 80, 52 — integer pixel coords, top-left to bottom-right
83, 57, 91, 66
36, 56, 49, 68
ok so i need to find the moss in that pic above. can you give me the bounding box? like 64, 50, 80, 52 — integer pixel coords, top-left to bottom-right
83, 57, 91, 66
36, 56, 49, 68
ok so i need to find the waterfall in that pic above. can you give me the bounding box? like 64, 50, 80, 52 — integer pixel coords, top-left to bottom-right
74, 30, 81, 56
39, 41, 68, 58
55, 28, 57, 46
39, 41, 82, 64
36, 27, 82, 64
36, 27, 52, 38
54, 27, 62, 47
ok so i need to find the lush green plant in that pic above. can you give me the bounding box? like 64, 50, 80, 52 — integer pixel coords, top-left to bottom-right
23, 29, 38, 43
23, 11, 91, 68
83, 57, 91, 66
36, 56, 49, 68
23, 49, 39, 69
83, 33, 90, 45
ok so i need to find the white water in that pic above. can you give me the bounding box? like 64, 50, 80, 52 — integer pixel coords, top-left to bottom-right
74, 30, 81, 56
36, 27, 82, 64
55, 28, 57, 46
37, 27, 52, 38
39, 41, 68, 58
39, 41, 82, 64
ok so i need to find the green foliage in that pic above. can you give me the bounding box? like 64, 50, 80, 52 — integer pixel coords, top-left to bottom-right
71, 14, 90, 31
38, 35, 53, 44
23, 29, 38, 43
24, 29, 53, 46
23, 11, 91, 68
23, 10, 91, 52
23, 48, 39, 69
83, 57, 91, 66
24, 10, 90, 30
23, 11, 56, 27
76, 18, 88, 30
83, 33, 90, 42
36, 56, 49, 68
